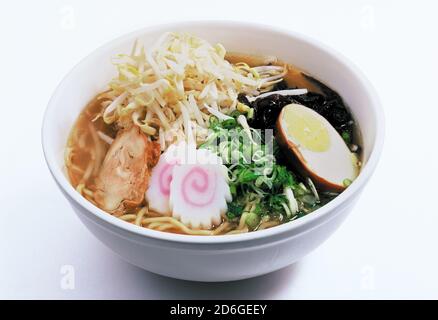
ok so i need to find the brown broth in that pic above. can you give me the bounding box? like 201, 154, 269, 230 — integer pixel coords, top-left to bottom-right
66, 96, 115, 190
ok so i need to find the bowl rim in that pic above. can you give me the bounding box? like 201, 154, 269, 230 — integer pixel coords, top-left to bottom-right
42, 20, 385, 244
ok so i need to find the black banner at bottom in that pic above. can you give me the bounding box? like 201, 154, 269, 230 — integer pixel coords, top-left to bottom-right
1, 300, 435, 318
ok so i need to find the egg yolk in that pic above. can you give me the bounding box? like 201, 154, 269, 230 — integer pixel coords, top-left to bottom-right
282, 104, 330, 152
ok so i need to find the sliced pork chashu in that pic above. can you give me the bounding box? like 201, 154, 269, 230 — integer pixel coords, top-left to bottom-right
95, 126, 160, 216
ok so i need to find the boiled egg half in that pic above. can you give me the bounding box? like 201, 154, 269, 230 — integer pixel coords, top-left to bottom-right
276, 103, 359, 192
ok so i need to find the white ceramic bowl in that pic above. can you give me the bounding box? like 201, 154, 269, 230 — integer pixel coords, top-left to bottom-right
42, 21, 384, 282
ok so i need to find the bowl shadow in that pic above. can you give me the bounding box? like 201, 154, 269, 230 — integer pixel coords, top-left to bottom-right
118, 260, 301, 299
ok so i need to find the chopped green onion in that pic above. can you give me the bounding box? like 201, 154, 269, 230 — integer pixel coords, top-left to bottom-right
221, 118, 237, 129
342, 131, 351, 143
229, 110, 241, 118
343, 178, 352, 187
209, 115, 219, 128
247, 108, 254, 119
227, 202, 244, 219
245, 212, 260, 230
203, 114, 335, 223
229, 184, 237, 196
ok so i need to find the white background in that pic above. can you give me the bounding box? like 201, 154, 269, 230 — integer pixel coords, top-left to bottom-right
1, 0, 437, 299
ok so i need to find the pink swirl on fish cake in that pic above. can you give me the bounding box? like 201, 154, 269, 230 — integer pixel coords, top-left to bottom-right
158, 160, 179, 196
181, 166, 217, 207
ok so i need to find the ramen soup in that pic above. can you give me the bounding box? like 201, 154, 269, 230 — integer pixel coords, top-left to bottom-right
66, 32, 362, 235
